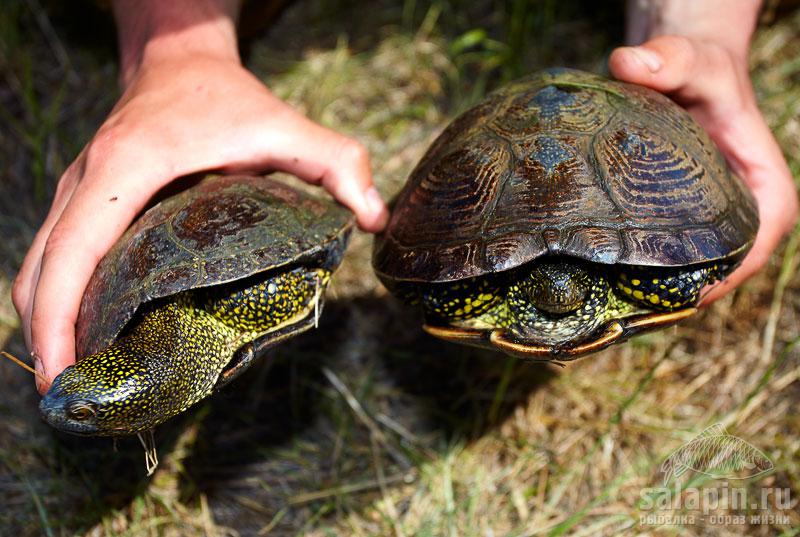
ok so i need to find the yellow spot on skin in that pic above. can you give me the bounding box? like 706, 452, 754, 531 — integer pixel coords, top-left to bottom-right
633, 290, 644, 300
52, 265, 330, 435
669, 288, 678, 293
652, 279, 660, 284
649, 295, 660, 304
631, 279, 641, 286
662, 300, 671, 307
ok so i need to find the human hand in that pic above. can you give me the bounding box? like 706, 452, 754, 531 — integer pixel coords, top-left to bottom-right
609, 5, 798, 306
13, 3, 388, 394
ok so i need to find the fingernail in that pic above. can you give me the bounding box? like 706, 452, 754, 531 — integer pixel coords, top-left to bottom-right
365, 187, 386, 215
33, 354, 46, 392
630, 47, 662, 73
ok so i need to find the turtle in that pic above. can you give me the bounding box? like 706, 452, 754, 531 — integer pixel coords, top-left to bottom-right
372, 68, 759, 359
40, 174, 354, 437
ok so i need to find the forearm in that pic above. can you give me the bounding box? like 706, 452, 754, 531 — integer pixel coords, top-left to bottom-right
626, 0, 762, 61
112, 0, 242, 86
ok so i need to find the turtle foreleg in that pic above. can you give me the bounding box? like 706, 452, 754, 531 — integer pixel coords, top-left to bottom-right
420, 277, 502, 322
615, 263, 727, 311
202, 267, 330, 333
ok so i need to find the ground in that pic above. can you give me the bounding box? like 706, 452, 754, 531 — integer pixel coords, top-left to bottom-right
0, 0, 798, 536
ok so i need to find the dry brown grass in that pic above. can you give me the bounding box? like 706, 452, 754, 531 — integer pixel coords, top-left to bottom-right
0, 1, 798, 536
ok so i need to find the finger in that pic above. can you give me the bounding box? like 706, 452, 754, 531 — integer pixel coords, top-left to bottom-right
230, 108, 389, 232
611, 35, 799, 306
609, 35, 745, 112
12, 161, 83, 359
29, 166, 163, 392
700, 188, 798, 306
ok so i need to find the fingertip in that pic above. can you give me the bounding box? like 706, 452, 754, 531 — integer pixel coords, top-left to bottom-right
33, 354, 48, 395
697, 281, 728, 307
359, 187, 389, 232
609, 46, 662, 82
34, 346, 75, 395
30, 305, 79, 392
698, 247, 768, 308
611, 36, 698, 95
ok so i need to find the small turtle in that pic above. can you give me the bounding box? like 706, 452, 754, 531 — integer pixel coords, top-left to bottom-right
40, 175, 353, 437
373, 68, 758, 359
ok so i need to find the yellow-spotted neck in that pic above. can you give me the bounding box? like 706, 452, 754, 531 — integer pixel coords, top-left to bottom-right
40, 267, 330, 436
417, 258, 723, 348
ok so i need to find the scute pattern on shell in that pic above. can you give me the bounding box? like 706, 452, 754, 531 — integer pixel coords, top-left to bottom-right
77, 175, 354, 358
373, 68, 758, 283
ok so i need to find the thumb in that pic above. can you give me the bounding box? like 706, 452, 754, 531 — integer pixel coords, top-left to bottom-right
608, 35, 747, 117
233, 107, 388, 232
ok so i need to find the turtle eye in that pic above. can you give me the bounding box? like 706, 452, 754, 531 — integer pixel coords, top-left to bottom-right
67, 401, 96, 421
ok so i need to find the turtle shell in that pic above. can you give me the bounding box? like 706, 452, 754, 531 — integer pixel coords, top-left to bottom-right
373, 68, 758, 284
76, 174, 354, 358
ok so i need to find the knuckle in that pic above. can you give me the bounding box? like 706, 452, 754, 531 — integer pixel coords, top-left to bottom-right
776, 181, 800, 232
82, 138, 112, 174
661, 35, 696, 65
338, 138, 369, 167
54, 167, 80, 197
11, 276, 27, 313
82, 123, 132, 171
750, 253, 771, 274
41, 225, 76, 261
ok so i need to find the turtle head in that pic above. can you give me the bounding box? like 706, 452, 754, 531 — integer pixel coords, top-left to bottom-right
521, 259, 591, 315
39, 377, 102, 436
40, 348, 166, 437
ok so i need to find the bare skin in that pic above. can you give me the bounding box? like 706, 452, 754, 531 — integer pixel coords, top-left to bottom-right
610, 0, 798, 304
13, 0, 798, 394
12, 0, 388, 393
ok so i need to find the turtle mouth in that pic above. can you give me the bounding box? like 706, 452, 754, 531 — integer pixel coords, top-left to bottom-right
39, 373, 102, 436
39, 393, 101, 436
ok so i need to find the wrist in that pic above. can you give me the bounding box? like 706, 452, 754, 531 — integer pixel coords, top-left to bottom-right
626, 0, 762, 63
112, 0, 241, 87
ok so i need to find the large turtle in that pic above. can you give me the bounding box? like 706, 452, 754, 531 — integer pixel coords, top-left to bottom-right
373, 68, 758, 359
40, 174, 353, 437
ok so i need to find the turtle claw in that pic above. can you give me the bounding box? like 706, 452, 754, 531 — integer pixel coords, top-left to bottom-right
137, 429, 159, 476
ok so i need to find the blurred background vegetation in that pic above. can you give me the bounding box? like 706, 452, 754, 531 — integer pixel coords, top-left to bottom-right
0, 0, 798, 535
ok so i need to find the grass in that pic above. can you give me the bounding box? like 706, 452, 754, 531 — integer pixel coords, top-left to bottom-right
0, 0, 798, 535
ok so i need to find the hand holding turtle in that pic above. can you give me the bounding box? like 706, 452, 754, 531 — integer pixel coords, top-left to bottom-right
12, 0, 388, 394
609, 0, 799, 304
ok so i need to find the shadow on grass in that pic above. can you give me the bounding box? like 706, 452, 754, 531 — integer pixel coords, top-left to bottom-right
173, 294, 556, 534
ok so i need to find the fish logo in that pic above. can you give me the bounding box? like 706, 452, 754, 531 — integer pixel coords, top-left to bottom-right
661, 423, 773, 485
